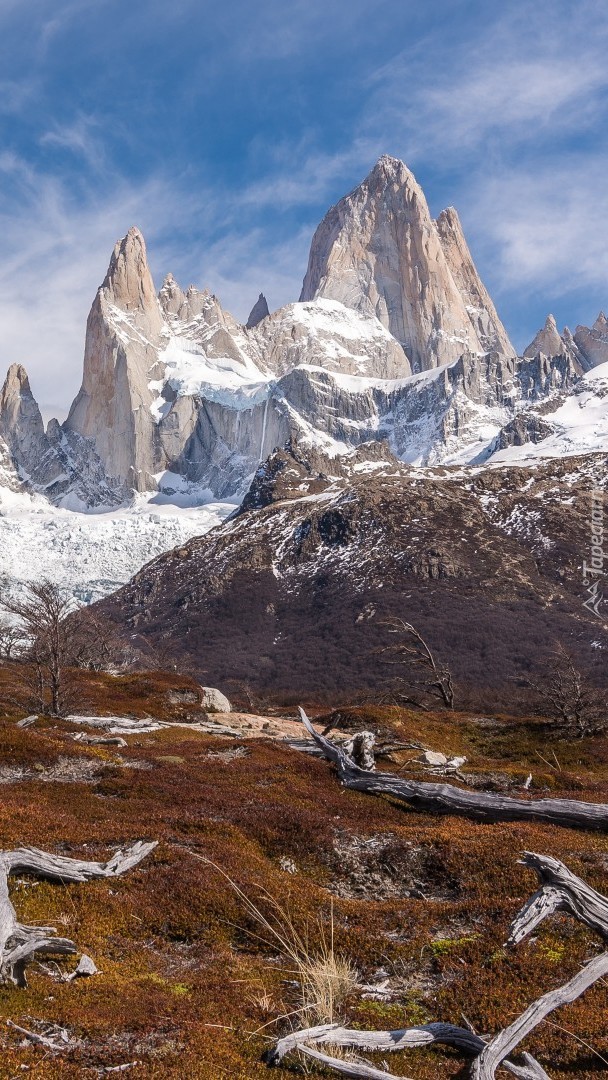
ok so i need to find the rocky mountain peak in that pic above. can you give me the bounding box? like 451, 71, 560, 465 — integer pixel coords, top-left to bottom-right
300, 155, 513, 371
574, 311, 608, 369
101, 226, 159, 317
246, 292, 270, 329
523, 314, 564, 359
364, 153, 418, 189
0, 363, 45, 440
1, 362, 32, 399
158, 272, 185, 316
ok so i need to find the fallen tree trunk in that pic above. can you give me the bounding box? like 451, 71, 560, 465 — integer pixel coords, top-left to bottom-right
266, 837, 608, 1079
472, 953, 608, 1079
507, 851, 608, 945
265, 1020, 486, 1064
266, 1020, 548, 1078
298, 709, 608, 831
0, 841, 157, 986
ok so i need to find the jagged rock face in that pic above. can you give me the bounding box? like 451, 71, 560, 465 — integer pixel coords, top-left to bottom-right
494, 412, 555, 449
524, 315, 567, 360
0, 364, 122, 507
246, 292, 270, 329
91, 447, 608, 702
7, 158, 606, 509
523, 314, 587, 374
250, 298, 411, 379
0, 365, 49, 479
300, 155, 514, 371
434, 206, 513, 357
66, 227, 166, 491
574, 312, 608, 369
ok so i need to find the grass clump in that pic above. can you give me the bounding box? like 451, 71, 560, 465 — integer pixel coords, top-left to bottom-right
192, 853, 359, 1027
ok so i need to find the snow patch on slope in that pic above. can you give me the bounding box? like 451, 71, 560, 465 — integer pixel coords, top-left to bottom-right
491, 361, 608, 464
0, 488, 234, 604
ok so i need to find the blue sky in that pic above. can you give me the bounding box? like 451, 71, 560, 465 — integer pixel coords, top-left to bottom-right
0, 0, 607, 417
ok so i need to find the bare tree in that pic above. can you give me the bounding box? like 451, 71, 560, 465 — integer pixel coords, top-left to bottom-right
526, 644, 606, 736
0, 578, 84, 716
0, 616, 25, 661
380, 618, 455, 709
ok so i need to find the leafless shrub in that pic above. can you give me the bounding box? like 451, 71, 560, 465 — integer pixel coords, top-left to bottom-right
0, 578, 86, 716
380, 618, 455, 709
526, 644, 607, 737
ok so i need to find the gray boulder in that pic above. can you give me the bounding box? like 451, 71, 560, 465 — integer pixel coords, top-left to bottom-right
200, 687, 232, 713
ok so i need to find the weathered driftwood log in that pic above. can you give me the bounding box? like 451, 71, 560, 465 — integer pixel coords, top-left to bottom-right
266, 844, 608, 1079
266, 1021, 548, 1078
6, 1019, 68, 1051
296, 1043, 411, 1079
472, 953, 608, 1079
0, 841, 157, 986
266, 1021, 485, 1064
343, 732, 376, 770
507, 851, 608, 945
298, 709, 608, 831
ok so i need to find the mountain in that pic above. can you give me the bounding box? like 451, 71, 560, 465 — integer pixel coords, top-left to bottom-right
300, 155, 514, 369
246, 292, 270, 329
574, 311, 608, 369
0, 154, 607, 609
92, 442, 608, 703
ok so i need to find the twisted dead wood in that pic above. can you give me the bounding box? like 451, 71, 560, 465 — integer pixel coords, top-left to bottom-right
266, 1021, 486, 1064
266, 1020, 548, 1078
0, 841, 157, 986
270, 730, 608, 1079
298, 709, 608, 831
472, 953, 608, 1079
507, 852, 608, 945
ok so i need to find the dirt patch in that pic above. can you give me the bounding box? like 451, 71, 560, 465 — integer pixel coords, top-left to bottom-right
326, 831, 461, 901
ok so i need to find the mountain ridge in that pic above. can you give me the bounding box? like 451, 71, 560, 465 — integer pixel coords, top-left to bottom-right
0, 154, 606, 609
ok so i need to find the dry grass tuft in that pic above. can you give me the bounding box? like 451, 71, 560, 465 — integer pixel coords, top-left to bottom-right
190, 853, 359, 1027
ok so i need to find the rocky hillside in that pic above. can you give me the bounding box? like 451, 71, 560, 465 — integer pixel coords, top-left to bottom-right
91, 443, 608, 704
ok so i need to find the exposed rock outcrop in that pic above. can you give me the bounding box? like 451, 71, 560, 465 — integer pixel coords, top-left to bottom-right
66, 227, 165, 491
246, 292, 270, 328
0, 364, 49, 481
435, 206, 513, 357
0, 364, 121, 507
300, 155, 514, 371
574, 312, 608, 369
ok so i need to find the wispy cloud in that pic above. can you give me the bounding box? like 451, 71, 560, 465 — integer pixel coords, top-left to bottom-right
39, 114, 105, 169
238, 137, 380, 210
0, 156, 312, 418
467, 160, 608, 299
367, 1, 608, 164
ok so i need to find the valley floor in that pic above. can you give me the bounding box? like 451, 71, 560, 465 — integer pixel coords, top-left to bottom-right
0, 669, 606, 1078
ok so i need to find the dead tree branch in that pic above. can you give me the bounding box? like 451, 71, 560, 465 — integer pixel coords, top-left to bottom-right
0, 841, 157, 986
272, 730, 608, 1075
297, 709, 608, 831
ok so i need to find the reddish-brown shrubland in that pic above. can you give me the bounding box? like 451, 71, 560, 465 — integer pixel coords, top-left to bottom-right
0, 665, 605, 1076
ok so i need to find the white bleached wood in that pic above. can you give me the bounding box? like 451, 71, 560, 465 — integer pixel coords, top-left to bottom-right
267, 1021, 486, 1064
298, 709, 608, 831
0, 841, 156, 985
507, 852, 608, 945
471, 954, 608, 1079
297, 1042, 411, 1079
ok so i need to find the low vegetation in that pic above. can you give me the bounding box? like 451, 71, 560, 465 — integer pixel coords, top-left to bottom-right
0, 663, 605, 1076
